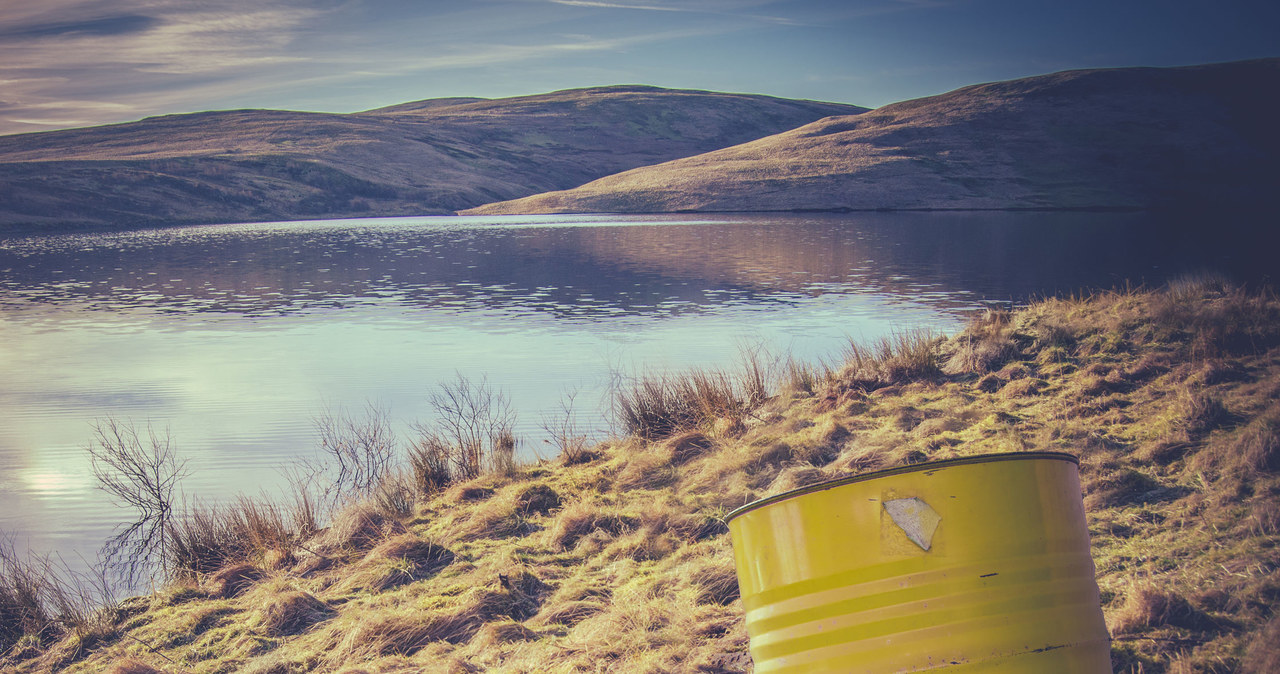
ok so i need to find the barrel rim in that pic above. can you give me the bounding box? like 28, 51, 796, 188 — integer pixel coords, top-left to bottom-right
725, 451, 1079, 522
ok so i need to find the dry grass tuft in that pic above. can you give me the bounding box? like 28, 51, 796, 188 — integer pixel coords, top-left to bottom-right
444, 483, 495, 503
840, 330, 943, 389
616, 449, 677, 491
614, 364, 768, 441
688, 561, 740, 606
106, 659, 167, 674
317, 501, 407, 553
206, 563, 263, 599
1241, 615, 1280, 674
449, 493, 534, 542
336, 613, 460, 658
1110, 584, 1216, 635
257, 590, 332, 637
336, 583, 547, 657
1232, 410, 1280, 474
348, 534, 455, 592
666, 431, 715, 465
943, 308, 1017, 375
1178, 389, 1231, 436
514, 483, 561, 515
531, 600, 606, 628
546, 501, 638, 552
469, 620, 538, 650
763, 466, 828, 497
169, 487, 319, 578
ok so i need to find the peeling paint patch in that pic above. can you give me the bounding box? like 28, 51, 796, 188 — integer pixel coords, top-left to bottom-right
883, 497, 941, 551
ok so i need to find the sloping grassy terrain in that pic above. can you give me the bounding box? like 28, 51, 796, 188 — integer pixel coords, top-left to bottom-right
4, 278, 1278, 673
0, 86, 861, 230
465, 58, 1280, 215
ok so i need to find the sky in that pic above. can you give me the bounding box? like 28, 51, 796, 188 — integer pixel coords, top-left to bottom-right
0, 0, 1277, 136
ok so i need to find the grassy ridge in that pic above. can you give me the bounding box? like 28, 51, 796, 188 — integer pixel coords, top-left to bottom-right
4, 278, 1279, 672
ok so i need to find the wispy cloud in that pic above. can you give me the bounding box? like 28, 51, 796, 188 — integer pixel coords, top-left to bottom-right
547, 1, 686, 11
0, 0, 334, 133
543, 0, 803, 26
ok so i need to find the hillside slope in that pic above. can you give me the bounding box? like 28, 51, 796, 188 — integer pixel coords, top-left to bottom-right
4, 279, 1278, 673
0, 87, 862, 229
465, 59, 1280, 214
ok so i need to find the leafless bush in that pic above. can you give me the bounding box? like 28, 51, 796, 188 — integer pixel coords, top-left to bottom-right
540, 389, 596, 465
410, 374, 519, 487
86, 418, 188, 590
312, 401, 398, 506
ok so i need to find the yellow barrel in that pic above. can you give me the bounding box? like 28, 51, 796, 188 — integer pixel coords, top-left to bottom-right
727, 452, 1111, 673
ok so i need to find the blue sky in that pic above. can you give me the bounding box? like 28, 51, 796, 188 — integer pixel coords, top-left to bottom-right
0, 0, 1276, 136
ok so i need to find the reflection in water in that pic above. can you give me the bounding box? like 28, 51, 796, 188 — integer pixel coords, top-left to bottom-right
0, 211, 1273, 568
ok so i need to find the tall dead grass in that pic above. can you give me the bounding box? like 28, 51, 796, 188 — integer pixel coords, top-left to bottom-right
614, 368, 768, 441
839, 329, 943, 389
0, 541, 117, 661
168, 487, 319, 578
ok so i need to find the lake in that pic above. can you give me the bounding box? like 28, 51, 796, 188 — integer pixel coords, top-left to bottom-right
0, 210, 1272, 569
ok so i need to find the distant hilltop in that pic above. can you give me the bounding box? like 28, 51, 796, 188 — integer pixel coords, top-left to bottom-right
466, 58, 1280, 215
0, 87, 862, 230
3, 59, 1278, 230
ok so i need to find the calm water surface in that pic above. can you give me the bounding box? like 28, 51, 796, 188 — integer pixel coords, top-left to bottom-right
0, 211, 1272, 566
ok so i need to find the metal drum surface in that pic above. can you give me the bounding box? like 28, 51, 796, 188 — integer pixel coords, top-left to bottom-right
727, 452, 1111, 673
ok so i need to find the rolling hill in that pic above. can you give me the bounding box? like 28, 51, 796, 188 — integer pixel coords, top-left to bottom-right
0, 87, 863, 229
465, 59, 1280, 215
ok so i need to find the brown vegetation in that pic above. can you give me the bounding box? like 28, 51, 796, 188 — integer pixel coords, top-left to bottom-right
4, 280, 1278, 673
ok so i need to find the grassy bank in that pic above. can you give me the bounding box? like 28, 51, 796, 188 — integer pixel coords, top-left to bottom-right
4, 278, 1279, 673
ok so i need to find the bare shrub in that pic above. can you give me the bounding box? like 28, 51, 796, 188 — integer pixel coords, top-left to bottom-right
311, 401, 398, 506
410, 374, 519, 488
86, 418, 188, 590
540, 389, 596, 465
